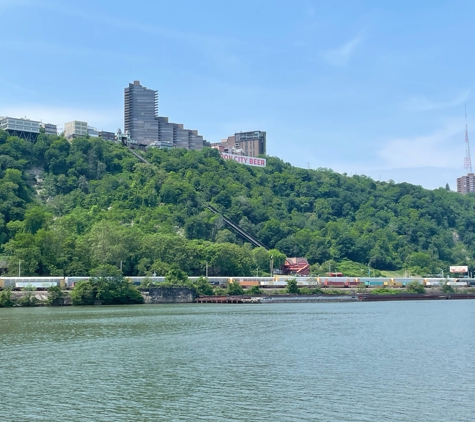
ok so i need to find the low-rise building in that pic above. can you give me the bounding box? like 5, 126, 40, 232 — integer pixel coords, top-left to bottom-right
98, 131, 116, 141
0, 116, 40, 141
87, 126, 99, 137
64, 120, 88, 140
212, 130, 266, 158
41, 123, 58, 136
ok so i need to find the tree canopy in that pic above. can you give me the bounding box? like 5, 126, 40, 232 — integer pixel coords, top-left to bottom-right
1, 129, 475, 277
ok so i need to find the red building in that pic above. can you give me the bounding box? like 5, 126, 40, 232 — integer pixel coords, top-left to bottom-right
282, 257, 310, 276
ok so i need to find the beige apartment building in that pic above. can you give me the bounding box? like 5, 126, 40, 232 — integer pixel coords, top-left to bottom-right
212, 131, 266, 157
64, 120, 88, 140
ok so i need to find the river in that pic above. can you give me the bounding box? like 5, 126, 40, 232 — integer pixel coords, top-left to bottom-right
0, 301, 474, 421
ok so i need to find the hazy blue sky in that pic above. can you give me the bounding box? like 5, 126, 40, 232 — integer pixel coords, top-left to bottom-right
1, 0, 474, 189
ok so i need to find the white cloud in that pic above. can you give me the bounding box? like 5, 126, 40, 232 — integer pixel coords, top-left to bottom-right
322, 34, 363, 67
1, 105, 122, 132
378, 121, 464, 169
406, 91, 470, 112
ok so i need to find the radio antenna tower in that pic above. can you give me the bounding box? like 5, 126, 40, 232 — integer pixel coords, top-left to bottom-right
464, 104, 473, 173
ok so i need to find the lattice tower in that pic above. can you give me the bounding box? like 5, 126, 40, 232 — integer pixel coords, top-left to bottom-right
464, 105, 473, 173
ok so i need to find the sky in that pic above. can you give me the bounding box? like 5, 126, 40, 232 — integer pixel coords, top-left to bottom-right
1, 0, 474, 190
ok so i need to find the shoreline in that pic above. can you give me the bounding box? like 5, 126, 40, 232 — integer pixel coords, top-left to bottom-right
4, 289, 475, 308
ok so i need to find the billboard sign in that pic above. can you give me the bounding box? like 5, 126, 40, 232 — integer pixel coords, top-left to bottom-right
220, 152, 266, 168
449, 266, 468, 273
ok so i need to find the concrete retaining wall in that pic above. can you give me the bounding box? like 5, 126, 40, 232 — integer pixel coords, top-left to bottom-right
140, 287, 198, 304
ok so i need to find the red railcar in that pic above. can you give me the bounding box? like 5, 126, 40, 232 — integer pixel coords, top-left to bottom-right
323, 280, 346, 288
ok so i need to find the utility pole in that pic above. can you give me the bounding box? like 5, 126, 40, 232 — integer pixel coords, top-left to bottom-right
205, 261, 208, 278
18, 260, 21, 277
270, 256, 274, 276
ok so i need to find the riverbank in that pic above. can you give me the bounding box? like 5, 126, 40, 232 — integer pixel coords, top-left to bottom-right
3, 288, 475, 307
195, 293, 475, 304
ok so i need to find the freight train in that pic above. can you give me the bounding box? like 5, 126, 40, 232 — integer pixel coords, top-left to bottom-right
0, 276, 231, 290
230, 276, 475, 289
1, 276, 474, 291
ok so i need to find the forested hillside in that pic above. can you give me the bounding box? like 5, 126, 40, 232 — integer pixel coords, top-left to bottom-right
1, 129, 475, 277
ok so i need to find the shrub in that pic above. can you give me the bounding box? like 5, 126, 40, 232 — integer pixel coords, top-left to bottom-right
299, 287, 313, 295
405, 281, 426, 294
285, 279, 300, 294
0, 289, 15, 307
226, 281, 244, 295
17, 292, 39, 307
441, 282, 455, 294
370, 288, 400, 295
247, 285, 263, 295
192, 277, 214, 296
71, 275, 143, 305
47, 285, 64, 306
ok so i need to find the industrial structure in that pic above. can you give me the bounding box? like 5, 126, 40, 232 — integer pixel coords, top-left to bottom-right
457, 106, 475, 194
212, 130, 266, 158
124, 80, 205, 150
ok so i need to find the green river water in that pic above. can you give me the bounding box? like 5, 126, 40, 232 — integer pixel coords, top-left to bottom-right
0, 301, 474, 421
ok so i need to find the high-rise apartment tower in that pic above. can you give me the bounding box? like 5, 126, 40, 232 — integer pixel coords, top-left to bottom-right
124, 80, 204, 150
124, 81, 159, 145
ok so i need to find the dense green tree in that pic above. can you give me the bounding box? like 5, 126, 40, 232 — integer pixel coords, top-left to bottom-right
286, 279, 300, 294
71, 270, 143, 305
1, 133, 475, 277
226, 280, 244, 295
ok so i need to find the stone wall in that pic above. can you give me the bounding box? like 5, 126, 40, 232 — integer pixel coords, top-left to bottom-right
140, 287, 197, 304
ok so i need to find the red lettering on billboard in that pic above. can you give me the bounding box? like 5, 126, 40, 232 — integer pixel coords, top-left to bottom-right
220, 153, 266, 167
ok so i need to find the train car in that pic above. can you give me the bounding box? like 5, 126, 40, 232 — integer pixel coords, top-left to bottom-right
447, 281, 469, 287
236, 280, 260, 288
127, 276, 167, 286
206, 277, 230, 286
0, 277, 17, 290
321, 276, 361, 288
463, 278, 475, 287
323, 280, 345, 288
423, 278, 445, 287
232, 277, 273, 284
15, 281, 58, 290
345, 279, 361, 287
4, 277, 65, 290
359, 278, 386, 287
320, 277, 346, 288
260, 280, 288, 289
65, 277, 90, 288
384, 280, 403, 288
